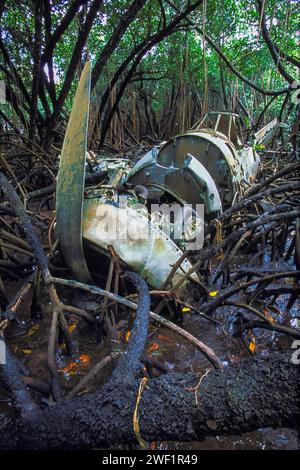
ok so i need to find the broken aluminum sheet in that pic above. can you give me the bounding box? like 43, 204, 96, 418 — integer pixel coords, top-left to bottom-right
127, 112, 260, 209
126, 147, 222, 217
82, 199, 198, 289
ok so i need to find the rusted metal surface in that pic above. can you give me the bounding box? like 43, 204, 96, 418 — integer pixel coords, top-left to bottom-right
56, 61, 92, 283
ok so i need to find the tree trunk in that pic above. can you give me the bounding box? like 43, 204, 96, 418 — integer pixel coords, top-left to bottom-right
29, 0, 43, 142
0, 350, 298, 449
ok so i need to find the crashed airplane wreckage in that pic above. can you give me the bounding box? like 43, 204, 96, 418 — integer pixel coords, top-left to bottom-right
56, 61, 275, 290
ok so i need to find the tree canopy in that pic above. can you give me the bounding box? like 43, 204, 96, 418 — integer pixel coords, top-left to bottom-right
0, 0, 299, 148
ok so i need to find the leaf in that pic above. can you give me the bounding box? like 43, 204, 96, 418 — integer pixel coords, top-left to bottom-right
263, 308, 276, 324
249, 338, 256, 354
22, 349, 32, 355
209, 291, 218, 297
133, 377, 149, 448
60, 362, 78, 375
157, 334, 170, 341
79, 354, 91, 366
181, 307, 191, 313
253, 144, 265, 151
125, 330, 131, 343
60, 354, 91, 374
27, 324, 39, 337
68, 321, 78, 334
147, 342, 159, 354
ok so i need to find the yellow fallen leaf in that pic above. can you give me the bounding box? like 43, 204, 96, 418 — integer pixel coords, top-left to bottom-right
209, 291, 218, 297
68, 321, 78, 334
27, 324, 39, 336
125, 330, 131, 343
22, 349, 32, 355
181, 307, 191, 313
249, 339, 256, 354
264, 309, 276, 324
133, 377, 149, 449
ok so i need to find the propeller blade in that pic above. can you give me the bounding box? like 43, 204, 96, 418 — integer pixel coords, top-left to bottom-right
56, 61, 92, 282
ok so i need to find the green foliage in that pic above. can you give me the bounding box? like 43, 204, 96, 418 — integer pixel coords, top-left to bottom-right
0, 0, 299, 141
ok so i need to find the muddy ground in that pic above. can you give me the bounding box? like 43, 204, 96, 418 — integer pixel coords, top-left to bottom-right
1, 249, 298, 449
